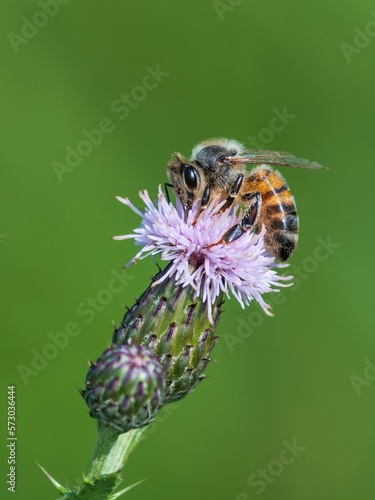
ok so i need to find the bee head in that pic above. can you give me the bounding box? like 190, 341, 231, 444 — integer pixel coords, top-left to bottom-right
167, 153, 203, 210
191, 138, 245, 172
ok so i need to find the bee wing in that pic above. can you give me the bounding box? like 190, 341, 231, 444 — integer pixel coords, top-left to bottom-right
230, 150, 327, 170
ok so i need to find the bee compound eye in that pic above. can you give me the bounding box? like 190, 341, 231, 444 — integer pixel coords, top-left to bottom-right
182, 165, 199, 190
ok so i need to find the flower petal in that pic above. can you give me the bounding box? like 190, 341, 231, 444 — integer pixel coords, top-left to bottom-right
114, 187, 293, 323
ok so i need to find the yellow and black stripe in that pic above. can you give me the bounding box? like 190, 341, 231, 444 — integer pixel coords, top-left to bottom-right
244, 167, 299, 261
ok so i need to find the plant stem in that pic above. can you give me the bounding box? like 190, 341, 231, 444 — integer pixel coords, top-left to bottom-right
87, 425, 146, 479
53, 426, 147, 498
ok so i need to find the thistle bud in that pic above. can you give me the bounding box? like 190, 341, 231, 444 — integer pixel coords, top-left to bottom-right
113, 266, 222, 404
82, 344, 166, 433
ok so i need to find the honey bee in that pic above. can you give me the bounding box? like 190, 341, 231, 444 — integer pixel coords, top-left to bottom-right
167, 138, 325, 261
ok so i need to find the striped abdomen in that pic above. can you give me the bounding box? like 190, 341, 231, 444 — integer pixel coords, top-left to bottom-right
244, 167, 299, 261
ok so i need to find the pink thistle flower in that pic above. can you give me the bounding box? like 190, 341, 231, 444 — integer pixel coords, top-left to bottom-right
114, 187, 293, 323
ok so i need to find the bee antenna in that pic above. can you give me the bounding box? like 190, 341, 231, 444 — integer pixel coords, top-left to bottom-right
164, 182, 173, 203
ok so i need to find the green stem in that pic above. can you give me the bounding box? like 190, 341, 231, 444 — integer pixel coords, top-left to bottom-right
52, 426, 146, 499
86, 425, 146, 479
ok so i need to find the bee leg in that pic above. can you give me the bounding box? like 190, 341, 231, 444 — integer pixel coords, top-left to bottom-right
192, 187, 211, 225
219, 174, 244, 212
222, 192, 261, 243
164, 182, 174, 203
200, 186, 211, 209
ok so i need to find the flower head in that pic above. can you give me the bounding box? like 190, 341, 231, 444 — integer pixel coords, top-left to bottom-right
83, 344, 166, 433
114, 187, 292, 323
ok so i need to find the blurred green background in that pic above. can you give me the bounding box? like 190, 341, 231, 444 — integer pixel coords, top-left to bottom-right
1, 1, 374, 499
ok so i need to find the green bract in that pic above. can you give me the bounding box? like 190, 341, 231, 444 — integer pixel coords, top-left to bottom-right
113, 265, 223, 404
